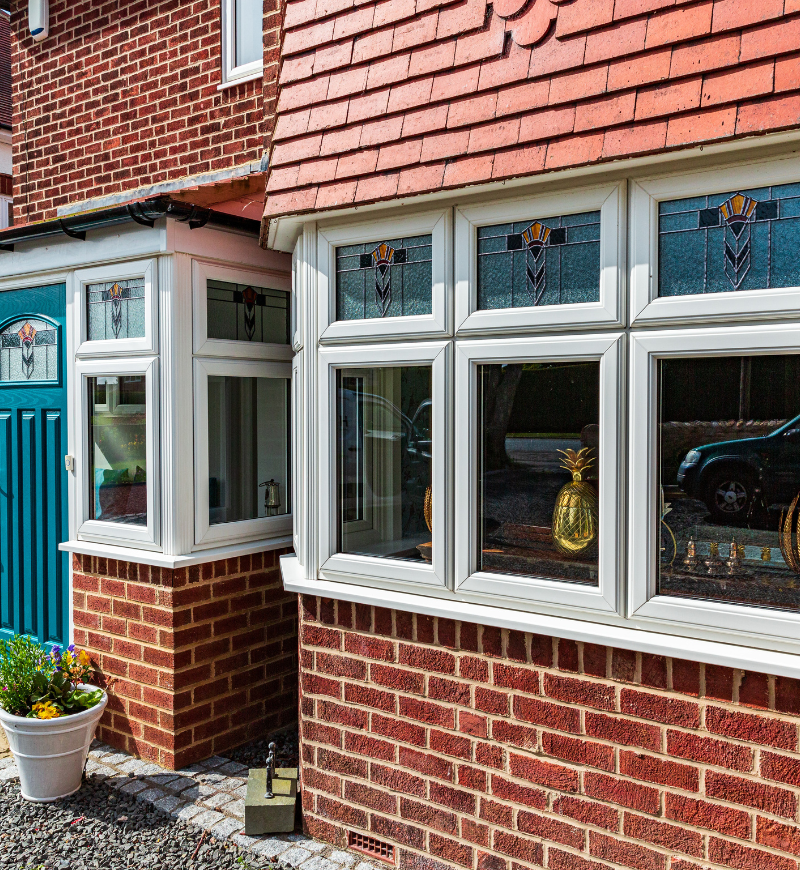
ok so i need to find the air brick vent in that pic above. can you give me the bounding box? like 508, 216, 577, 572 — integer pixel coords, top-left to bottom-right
348, 832, 395, 864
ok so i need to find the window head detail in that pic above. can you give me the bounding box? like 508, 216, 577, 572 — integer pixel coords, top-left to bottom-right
206, 279, 290, 345
0, 318, 57, 382
87, 278, 146, 341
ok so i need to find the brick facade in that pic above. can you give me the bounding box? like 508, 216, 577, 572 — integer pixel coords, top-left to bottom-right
265, 0, 800, 219
71, 550, 298, 771
299, 595, 800, 870
10, 0, 282, 224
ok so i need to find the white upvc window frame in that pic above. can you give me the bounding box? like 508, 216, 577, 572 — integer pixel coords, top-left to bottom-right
629, 322, 800, 648
74, 259, 158, 357
317, 210, 452, 344
454, 182, 625, 335
631, 152, 800, 327
192, 259, 293, 361
220, 0, 263, 87
193, 356, 293, 549
318, 341, 450, 591
0, 194, 11, 230
454, 333, 623, 615
75, 355, 160, 550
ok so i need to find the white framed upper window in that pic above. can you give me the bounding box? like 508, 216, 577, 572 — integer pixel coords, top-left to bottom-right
317, 210, 451, 344
630, 322, 800, 646
74, 260, 158, 356
455, 182, 625, 335
317, 341, 449, 590
75, 356, 160, 550
221, 0, 263, 86
0, 195, 11, 230
454, 332, 623, 615
194, 357, 292, 549
192, 260, 292, 361
630, 154, 800, 326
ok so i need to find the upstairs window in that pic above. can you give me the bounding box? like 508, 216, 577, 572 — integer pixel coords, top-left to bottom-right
222, 0, 263, 86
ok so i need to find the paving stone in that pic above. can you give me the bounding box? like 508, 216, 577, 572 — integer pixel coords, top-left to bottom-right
211, 816, 244, 840
355, 862, 379, 870
0, 757, 16, 770
154, 795, 182, 814
136, 787, 166, 803
217, 761, 248, 775
0, 766, 18, 781
144, 773, 181, 787
231, 832, 261, 850
193, 809, 226, 830
301, 856, 341, 870
119, 780, 147, 795
217, 776, 247, 792
205, 756, 229, 768
88, 765, 116, 780
163, 776, 196, 793
118, 759, 152, 775
302, 841, 327, 853
100, 753, 130, 766
328, 851, 358, 867
223, 799, 245, 819
173, 803, 203, 822
202, 791, 234, 810
252, 839, 294, 859
287, 834, 311, 842
283, 847, 313, 866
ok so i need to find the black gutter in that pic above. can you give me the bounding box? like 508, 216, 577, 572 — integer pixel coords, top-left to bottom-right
0, 196, 261, 252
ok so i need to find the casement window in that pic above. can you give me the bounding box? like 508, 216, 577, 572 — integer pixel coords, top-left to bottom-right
289, 154, 800, 665
192, 261, 292, 550
72, 262, 160, 550
220, 0, 263, 87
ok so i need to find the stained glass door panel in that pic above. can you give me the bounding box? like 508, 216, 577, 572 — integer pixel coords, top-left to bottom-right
0, 284, 69, 648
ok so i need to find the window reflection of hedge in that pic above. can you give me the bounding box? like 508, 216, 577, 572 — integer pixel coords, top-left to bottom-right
507, 362, 599, 435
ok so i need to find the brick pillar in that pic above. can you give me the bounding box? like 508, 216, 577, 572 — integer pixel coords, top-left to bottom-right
71, 549, 297, 770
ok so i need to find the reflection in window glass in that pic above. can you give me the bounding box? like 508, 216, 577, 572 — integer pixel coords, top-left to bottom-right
235, 0, 262, 67
337, 366, 432, 561
207, 280, 289, 345
659, 354, 800, 612
208, 376, 290, 526
477, 212, 601, 310
335, 236, 433, 320
86, 279, 145, 341
478, 362, 600, 585
658, 183, 800, 297
88, 376, 147, 526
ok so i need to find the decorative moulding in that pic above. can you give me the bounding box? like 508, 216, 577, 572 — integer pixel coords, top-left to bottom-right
494, 0, 575, 48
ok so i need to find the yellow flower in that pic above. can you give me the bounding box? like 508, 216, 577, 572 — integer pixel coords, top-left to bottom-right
32, 702, 62, 720
78, 650, 91, 667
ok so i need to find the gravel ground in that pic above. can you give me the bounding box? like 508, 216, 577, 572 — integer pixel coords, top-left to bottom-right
226, 726, 299, 771
0, 778, 281, 870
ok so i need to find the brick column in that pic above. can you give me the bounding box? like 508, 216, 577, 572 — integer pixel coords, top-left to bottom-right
71, 549, 297, 770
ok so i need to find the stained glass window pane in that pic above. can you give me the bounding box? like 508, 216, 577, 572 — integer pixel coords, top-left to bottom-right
207, 280, 290, 344
335, 235, 433, 320
477, 212, 601, 310
336, 366, 432, 560
658, 185, 800, 296
659, 354, 800, 613
208, 375, 290, 526
0, 318, 58, 383
86, 279, 146, 341
88, 376, 147, 526
478, 362, 600, 585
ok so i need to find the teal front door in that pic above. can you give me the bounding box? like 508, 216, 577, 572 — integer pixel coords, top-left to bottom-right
0, 284, 69, 647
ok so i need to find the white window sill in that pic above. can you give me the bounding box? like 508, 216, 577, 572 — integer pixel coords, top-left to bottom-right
60, 536, 293, 569
280, 554, 800, 680
218, 69, 263, 91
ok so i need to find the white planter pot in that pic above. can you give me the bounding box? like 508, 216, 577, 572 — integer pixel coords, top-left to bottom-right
0, 685, 107, 802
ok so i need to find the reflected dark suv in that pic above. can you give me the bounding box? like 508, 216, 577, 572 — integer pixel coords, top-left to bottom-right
677, 414, 800, 524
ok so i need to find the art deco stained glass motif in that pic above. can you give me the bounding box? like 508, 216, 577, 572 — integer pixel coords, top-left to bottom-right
335, 235, 433, 320
207, 280, 290, 344
0, 318, 57, 382
477, 211, 601, 309
658, 183, 800, 296
87, 278, 146, 341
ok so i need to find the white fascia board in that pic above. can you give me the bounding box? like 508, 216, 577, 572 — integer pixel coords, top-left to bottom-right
267, 127, 800, 252
280, 554, 800, 679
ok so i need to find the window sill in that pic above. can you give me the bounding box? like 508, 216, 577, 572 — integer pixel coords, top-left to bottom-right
279, 554, 800, 680
61, 536, 293, 569
217, 69, 263, 91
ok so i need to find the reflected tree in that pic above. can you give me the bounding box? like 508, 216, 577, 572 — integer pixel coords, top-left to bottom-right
482, 363, 523, 470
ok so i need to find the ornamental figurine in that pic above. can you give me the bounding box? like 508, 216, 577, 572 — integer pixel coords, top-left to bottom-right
551, 447, 598, 557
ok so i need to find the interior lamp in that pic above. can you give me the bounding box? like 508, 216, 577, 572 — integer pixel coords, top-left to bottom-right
28, 0, 48, 42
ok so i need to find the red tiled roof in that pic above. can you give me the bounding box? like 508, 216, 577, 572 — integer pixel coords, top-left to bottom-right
265, 0, 800, 219
0, 12, 9, 130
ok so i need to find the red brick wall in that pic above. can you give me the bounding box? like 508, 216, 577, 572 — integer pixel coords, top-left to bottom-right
72, 550, 297, 770
299, 594, 800, 870
10, 0, 282, 224
265, 0, 800, 218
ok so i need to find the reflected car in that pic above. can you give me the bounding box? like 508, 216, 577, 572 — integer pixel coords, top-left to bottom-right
677, 413, 800, 524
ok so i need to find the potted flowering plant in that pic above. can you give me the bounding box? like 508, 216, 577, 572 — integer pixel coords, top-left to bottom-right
0, 635, 107, 802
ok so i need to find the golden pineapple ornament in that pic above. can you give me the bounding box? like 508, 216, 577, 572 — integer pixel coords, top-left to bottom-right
551, 447, 598, 557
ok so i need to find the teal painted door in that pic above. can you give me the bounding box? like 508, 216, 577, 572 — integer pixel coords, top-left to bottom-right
0, 284, 69, 647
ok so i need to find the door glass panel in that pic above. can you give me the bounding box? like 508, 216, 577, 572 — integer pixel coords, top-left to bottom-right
477, 211, 601, 309
477, 361, 600, 585
235, 0, 263, 67
0, 318, 58, 383
86, 279, 145, 341
659, 354, 800, 612
658, 183, 800, 297
207, 280, 289, 345
336, 236, 433, 320
336, 366, 432, 561
88, 376, 147, 526
208, 376, 290, 525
